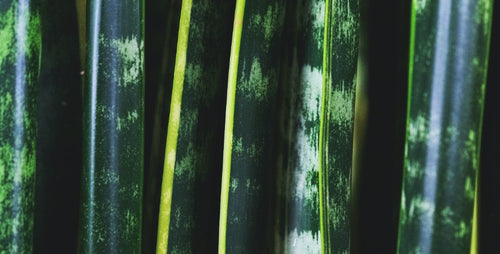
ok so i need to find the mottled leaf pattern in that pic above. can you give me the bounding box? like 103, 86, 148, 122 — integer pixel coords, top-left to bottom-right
0, 1, 40, 252
397, 0, 493, 253
0, 0, 495, 252
279, 0, 324, 253
219, 0, 287, 253
319, 0, 359, 253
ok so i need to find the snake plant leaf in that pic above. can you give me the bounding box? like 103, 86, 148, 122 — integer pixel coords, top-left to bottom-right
319, 0, 359, 253
79, 0, 144, 252
397, 0, 493, 253
155, 0, 234, 252
277, 0, 325, 253
218, 0, 286, 253
0, 0, 41, 252
34, 0, 82, 251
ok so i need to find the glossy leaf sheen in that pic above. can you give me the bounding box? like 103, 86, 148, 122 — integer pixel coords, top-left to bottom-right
397, 0, 493, 253
80, 0, 144, 252
0, 0, 40, 252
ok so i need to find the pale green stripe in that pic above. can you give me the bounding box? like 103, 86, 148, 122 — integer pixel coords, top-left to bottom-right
156, 0, 192, 253
319, 0, 330, 253
396, 0, 416, 252
218, 0, 245, 253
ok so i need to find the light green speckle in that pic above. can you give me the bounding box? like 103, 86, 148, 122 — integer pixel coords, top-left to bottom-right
132, 184, 140, 198
400, 191, 406, 224
179, 109, 199, 139
408, 113, 429, 143
249, 3, 283, 42
233, 137, 244, 154
112, 37, 144, 87
185, 63, 202, 90
245, 179, 260, 193
128, 110, 138, 121
174, 143, 198, 180
334, 0, 359, 46
100, 168, 119, 184
441, 206, 454, 226
0, 4, 14, 69
464, 177, 474, 200
309, 0, 325, 50
473, 57, 480, 67
26, 10, 41, 60
116, 110, 139, 131
0, 144, 14, 202
412, 246, 422, 254
247, 143, 262, 161
329, 84, 354, 125
445, 125, 458, 141
230, 178, 239, 193
0, 93, 13, 127
239, 58, 275, 101
232, 136, 262, 161
476, 0, 492, 35
123, 209, 137, 239
414, 0, 428, 14
0, 2, 40, 69
406, 160, 424, 179
0, 142, 35, 252
465, 130, 478, 171
455, 220, 469, 239
408, 196, 434, 220
174, 207, 181, 228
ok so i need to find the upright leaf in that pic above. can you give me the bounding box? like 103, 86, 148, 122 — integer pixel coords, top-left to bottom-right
319, 0, 359, 252
218, 0, 286, 253
0, 0, 41, 252
397, 0, 493, 253
79, 0, 144, 252
278, 0, 325, 253
155, 0, 234, 252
